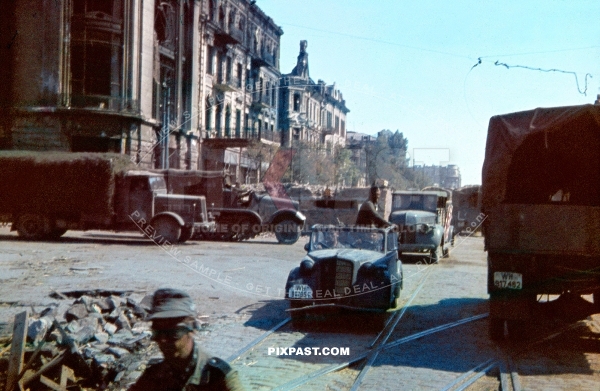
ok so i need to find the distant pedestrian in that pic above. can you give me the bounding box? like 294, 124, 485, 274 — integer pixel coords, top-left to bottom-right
129, 288, 244, 391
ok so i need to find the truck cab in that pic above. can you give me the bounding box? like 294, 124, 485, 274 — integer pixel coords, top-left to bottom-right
115, 171, 213, 243
389, 190, 453, 263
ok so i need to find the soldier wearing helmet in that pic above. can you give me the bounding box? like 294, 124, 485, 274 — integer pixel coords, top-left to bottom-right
129, 288, 244, 391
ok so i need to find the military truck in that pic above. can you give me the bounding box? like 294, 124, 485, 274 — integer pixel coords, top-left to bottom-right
388, 189, 453, 263
482, 104, 600, 340
452, 185, 483, 237
158, 170, 306, 244
0, 152, 214, 243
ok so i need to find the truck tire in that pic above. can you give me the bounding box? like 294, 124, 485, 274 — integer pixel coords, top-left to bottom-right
594, 290, 600, 314
506, 320, 528, 341
489, 318, 505, 341
47, 228, 67, 240
151, 216, 181, 244
442, 241, 450, 258
16, 214, 50, 240
234, 218, 253, 241
275, 219, 301, 245
179, 226, 194, 243
429, 246, 441, 264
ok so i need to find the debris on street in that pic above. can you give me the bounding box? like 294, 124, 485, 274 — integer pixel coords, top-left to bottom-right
0, 290, 207, 391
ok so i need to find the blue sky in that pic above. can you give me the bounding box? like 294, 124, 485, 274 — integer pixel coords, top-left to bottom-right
258, 0, 600, 185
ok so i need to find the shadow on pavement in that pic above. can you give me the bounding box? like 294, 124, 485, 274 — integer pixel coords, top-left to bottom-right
238, 296, 600, 376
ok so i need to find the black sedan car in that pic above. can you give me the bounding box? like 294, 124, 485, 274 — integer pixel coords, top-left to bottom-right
285, 225, 402, 321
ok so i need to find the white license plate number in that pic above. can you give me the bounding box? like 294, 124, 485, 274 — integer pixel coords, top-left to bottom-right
494, 272, 522, 290
289, 284, 312, 299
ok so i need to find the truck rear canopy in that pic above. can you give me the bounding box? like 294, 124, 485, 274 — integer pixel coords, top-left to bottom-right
482, 104, 600, 210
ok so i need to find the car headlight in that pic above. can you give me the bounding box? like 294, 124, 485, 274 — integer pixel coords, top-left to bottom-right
300, 259, 314, 275
359, 262, 374, 276
419, 224, 432, 234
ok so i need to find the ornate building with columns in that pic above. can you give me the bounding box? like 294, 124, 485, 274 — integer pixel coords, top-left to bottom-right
0, 0, 282, 181
0, 2, 351, 183
199, 0, 282, 183
278, 41, 349, 149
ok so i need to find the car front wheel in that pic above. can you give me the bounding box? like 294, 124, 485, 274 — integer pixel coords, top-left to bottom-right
275, 219, 301, 245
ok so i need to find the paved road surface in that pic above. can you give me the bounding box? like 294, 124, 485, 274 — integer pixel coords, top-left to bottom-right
1, 227, 599, 390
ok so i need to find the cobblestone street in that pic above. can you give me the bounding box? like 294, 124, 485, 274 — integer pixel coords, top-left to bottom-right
1, 228, 599, 390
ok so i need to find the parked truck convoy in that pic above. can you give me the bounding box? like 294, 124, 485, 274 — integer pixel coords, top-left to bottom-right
482, 104, 600, 340
0, 152, 214, 243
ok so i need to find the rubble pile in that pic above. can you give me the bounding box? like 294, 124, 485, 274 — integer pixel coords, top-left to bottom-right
0, 290, 170, 391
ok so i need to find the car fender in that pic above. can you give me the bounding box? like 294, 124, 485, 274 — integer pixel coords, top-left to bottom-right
268, 209, 306, 226
151, 211, 185, 227
216, 208, 262, 226
432, 225, 444, 246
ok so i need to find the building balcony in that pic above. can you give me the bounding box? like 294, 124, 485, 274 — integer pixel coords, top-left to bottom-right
251, 48, 276, 68
258, 128, 281, 144
203, 127, 281, 147
251, 92, 271, 109
66, 94, 139, 113
214, 72, 240, 92
212, 24, 244, 46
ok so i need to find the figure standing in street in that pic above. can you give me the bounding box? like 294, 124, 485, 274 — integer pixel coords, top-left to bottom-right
129, 288, 244, 391
356, 183, 392, 228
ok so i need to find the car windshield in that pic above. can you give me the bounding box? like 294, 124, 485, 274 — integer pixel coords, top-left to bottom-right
148, 176, 167, 191
311, 229, 385, 252
392, 194, 438, 213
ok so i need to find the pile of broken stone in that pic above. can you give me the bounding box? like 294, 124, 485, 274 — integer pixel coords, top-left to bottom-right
0, 290, 171, 391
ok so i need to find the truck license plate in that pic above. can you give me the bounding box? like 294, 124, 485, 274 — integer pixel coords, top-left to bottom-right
289, 284, 312, 299
494, 272, 522, 289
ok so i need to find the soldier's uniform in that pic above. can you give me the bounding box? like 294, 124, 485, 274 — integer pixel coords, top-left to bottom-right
356, 200, 389, 228
128, 288, 244, 391
356, 184, 391, 228
129, 343, 243, 391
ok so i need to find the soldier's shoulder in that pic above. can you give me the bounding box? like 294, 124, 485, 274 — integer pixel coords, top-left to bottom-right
128, 359, 169, 391
145, 357, 167, 371
206, 356, 233, 375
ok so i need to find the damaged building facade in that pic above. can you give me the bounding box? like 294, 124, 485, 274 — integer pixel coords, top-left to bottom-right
1, 0, 204, 168
279, 41, 349, 149
412, 164, 462, 189
200, 0, 283, 182
0, 0, 282, 180
0, 0, 349, 183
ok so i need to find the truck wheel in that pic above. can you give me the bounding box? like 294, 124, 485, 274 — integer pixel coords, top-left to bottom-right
151, 216, 181, 243
506, 320, 528, 341
429, 246, 441, 264
593, 290, 600, 313
275, 219, 301, 245
179, 226, 194, 243
16, 214, 50, 240
236, 218, 257, 241
47, 229, 67, 240
489, 318, 505, 341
